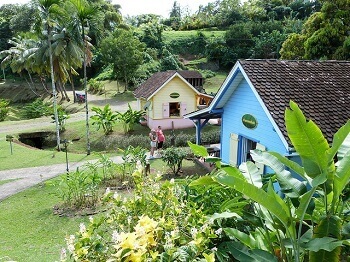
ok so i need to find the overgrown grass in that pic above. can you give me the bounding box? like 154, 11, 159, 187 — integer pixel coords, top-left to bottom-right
0, 178, 90, 262
163, 30, 225, 43
203, 71, 227, 94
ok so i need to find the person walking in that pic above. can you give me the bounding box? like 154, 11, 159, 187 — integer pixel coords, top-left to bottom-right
156, 126, 165, 156
149, 129, 157, 159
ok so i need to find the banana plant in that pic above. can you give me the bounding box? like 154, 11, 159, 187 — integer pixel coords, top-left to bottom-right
250, 100, 350, 262
90, 104, 118, 135
189, 101, 350, 262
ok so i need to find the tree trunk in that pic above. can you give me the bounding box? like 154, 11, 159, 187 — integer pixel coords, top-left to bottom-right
124, 74, 128, 93
48, 27, 61, 151
40, 76, 51, 94
60, 80, 70, 102
28, 71, 38, 91
83, 27, 91, 155
69, 71, 76, 102
23, 73, 40, 97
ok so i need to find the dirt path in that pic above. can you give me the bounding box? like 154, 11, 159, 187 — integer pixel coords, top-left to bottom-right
0, 156, 124, 202
0, 93, 137, 135
0, 94, 137, 201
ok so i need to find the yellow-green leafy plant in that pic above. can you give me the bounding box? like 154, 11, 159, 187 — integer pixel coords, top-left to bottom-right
64, 168, 218, 261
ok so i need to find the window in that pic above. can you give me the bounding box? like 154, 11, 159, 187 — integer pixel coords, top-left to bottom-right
230, 133, 265, 174
169, 102, 180, 117
239, 137, 257, 164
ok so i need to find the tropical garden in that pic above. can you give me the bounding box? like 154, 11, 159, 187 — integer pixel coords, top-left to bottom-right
0, 0, 349, 261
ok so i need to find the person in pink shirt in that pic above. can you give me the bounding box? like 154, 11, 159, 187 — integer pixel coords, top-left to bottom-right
156, 126, 165, 156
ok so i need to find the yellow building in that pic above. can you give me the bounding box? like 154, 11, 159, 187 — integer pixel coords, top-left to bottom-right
133, 70, 213, 130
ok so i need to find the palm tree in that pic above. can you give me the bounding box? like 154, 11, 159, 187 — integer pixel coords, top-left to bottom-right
37, 0, 65, 151
69, 0, 98, 155
0, 36, 41, 96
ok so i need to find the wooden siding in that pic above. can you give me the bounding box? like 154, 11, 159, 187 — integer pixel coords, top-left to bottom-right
221, 79, 288, 165
148, 118, 195, 130
152, 76, 197, 120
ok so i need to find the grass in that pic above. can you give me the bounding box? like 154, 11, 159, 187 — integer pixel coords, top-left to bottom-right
0, 156, 209, 262
203, 71, 227, 94
163, 30, 225, 43
0, 137, 103, 171
0, 178, 90, 262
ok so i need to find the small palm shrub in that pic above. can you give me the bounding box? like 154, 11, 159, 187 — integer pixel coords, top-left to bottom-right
23, 98, 51, 119
87, 78, 104, 94
116, 103, 145, 134
91, 104, 118, 135
0, 99, 10, 121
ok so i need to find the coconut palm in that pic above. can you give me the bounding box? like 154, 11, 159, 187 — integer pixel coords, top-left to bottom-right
69, 0, 98, 155
37, 0, 65, 151
0, 36, 41, 96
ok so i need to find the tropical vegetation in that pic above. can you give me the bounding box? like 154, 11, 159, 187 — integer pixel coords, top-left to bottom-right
1, 0, 349, 261
65, 101, 349, 261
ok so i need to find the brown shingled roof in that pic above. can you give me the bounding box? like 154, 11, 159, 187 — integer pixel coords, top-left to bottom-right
240, 59, 350, 144
133, 70, 203, 99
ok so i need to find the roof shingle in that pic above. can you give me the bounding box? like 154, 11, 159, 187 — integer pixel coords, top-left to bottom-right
240, 59, 350, 144
133, 70, 203, 99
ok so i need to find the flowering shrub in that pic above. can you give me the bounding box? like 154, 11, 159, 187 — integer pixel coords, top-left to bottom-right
63, 168, 218, 261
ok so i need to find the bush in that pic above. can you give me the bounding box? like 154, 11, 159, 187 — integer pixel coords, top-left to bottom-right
95, 64, 114, 81
52, 154, 119, 209
87, 78, 104, 94
0, 99, 10, 121
64, 170, 217, 261
91, 104, 118, 135
22, 99, 51, 119
92, 128, 220, 151
51, 106, 69, 132
162, 146, 191, 175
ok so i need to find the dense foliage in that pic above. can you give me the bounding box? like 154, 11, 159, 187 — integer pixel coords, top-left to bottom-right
1, 0, 340, 96
65, 102, 350, 261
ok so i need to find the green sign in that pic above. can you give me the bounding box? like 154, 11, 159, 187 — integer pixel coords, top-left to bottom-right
170, 92, 180, 98
242, 114, 258, 129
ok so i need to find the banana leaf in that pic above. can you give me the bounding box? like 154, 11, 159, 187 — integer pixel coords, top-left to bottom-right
251, 150, 307, 197
285, 101, 329, 178
239, 161, 263, 188
218, 241, 278, 262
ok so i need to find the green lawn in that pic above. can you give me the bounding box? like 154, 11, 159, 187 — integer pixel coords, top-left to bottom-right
0, 137, 102, 171
0, 178, 90, 262
0, 156, 209, 262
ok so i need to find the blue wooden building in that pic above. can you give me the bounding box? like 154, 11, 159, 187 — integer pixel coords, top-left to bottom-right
184, 59, 350, 174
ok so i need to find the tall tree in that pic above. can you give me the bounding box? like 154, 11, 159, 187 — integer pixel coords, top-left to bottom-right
69, 0, 97, 155
100, 29, 144, 92
37, 0, 65, 151
280, 0, 350, 60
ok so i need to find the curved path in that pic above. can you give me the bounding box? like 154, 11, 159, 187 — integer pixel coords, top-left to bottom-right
0, 94, 137, 202
0, 156, 123, 202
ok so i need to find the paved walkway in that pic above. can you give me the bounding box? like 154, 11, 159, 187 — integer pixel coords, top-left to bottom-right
0, 156, 124, 202
0, 94, 141, 202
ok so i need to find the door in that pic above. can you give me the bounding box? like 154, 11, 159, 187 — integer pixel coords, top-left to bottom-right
229, 133, 239, 167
